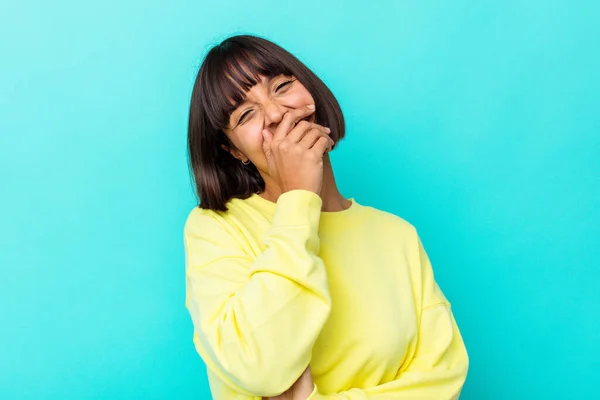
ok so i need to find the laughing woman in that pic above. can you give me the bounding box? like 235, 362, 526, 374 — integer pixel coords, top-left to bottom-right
184, 34, 469, 399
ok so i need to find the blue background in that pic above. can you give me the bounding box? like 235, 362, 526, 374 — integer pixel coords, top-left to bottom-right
1, 1, 599, 399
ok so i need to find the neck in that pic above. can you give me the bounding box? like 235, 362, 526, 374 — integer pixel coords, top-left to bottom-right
319, 154, 351, 212
260, 154, 351, 212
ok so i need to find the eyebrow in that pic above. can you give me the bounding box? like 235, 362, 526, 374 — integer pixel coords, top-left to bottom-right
231, 99, 249, 115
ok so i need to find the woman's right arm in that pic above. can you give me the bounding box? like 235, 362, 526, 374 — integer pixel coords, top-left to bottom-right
184, 189, 331, 397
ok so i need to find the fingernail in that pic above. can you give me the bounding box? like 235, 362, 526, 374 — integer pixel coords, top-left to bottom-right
307, 104, 315, 109
325, 127, 331, 132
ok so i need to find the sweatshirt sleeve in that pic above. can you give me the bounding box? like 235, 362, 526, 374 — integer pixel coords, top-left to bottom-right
184, 190, 332, 397
307, 232, 469, 400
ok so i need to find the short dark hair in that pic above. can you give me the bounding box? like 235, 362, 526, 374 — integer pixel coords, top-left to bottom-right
187, 34, 345, 211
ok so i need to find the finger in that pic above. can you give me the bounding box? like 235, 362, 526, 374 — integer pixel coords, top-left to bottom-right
262, 128, 274, 153
287, 121, 330, 143
302, 129, 333, 149
298, 128, 324, 149
273, 104, 316, 142
310, 135, 334, 155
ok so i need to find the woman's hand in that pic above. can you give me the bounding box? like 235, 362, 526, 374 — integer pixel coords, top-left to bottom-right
261, 105, 334, 195
265, 365, 315, 400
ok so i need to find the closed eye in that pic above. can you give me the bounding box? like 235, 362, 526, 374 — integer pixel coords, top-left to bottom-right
276, 79, 294, 92
238, 109, 252, 124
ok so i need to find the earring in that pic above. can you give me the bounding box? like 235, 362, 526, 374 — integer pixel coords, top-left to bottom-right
242, 159, 250, 165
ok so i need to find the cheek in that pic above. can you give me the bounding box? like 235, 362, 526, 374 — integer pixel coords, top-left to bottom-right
236, 123, 265, 154
243, 125, 269, 170
286, 84, 315, 107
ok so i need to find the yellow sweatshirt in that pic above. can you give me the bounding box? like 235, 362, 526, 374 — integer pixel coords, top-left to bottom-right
184, 189, 469, 399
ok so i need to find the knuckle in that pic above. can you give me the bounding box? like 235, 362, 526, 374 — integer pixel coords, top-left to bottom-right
278, 141, 290, 151
297, 120, 309, 129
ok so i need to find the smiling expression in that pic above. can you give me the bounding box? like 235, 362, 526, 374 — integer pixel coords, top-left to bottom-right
222, 74, 316, 173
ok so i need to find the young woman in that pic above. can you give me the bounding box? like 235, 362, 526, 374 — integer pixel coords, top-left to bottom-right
184, 34, 469, 400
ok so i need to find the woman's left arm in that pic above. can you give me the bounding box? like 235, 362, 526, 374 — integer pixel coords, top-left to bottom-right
306, 233, 470, 400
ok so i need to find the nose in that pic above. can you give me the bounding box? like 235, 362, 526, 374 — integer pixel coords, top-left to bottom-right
264, 101, 288, 130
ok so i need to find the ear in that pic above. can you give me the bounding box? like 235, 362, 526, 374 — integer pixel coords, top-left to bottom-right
221, 144, 249, 163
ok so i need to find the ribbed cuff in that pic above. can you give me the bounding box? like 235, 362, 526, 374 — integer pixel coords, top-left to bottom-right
271, 190, 323, 229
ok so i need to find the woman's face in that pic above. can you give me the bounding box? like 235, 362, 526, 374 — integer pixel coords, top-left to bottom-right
222, 74, 316, 173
